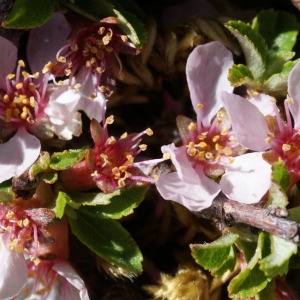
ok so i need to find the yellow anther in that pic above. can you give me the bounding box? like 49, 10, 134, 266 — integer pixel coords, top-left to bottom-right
119, 166, 128, 172
227, 157, 234, 164
205, 152, 213, 160
22, 98, 29, 105
18, 60, 25, 67
16, 83, 23, 90
215, 143, 223, 151
98, 27, 105, 35
106, 47, 113, 52
33, 72, 39, 79
6, 211, 14, 219
58, 56, 66, 63
286, 97, 294, 104
67, 61, 73, 68
42, 62, 53, 74
13, 108, 20, 116
121, 132, 128, 139
121, 35, 128, 42
90, 47, 98, 54
74, 83, 81, 91
29, 97, 36, 107
163, 153, 171, 159
197, 152, 204, 161
197, 103, 204, 109
212, 135, 220, 142
199, 141, 207, 148
112, 167, 119, 174
22, 71, 29, 78
270, 97, 277, 104
71, 44, 78, 51
118, 178, 126, 188
86, 60, 92, 67
217, 111, 224, 118
3, 95, 10, 103
100, 153, 108, 160
99, 86, 106, 93
139, 144, 147, 151
4, 108, 12, 122
153, 175, 159, 181
90, 57, 97, 65
57, 81, 65, 86
23, 218, 29, 227
106, 115, 114, 124
188, 122, 196, 131
15, 245, 24, 253
221, 129, 229, 136
189, 148, 197, 157
223, 146, 232, 156
96, 66, 104, 73
265, 137, 272, 144
7, 74, 15, 80
29, 83, 36, 91
5, 226, 12, 233
229, 135, 236, 142
17, 220, 23, 227
108, 136, 116, 145
89, 94, 96, 100
102, 35, 111, 45
216, 155, 221, 161
187, 141, 195, 148
145, 128, 153, 136
216, 120, 222, 126
20, 111, 28, 119
96, 50, 105, 60
33, 258, 41, 266
282, 144, 291, 151
64, 69, 72, 76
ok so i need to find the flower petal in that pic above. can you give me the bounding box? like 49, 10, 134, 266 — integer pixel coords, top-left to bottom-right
0, 36, 17, 90
248, 94, 277, 116
288, 60, 300, 128
222, 91, 270, 151
186, 41, 234, 126
27, 12, 70, 74
161, 144, 200, 185
156, 171, 220, 211
53, 261, 90, 300
220, 152, 272, 204
0, 235, 27, 300
0, 128, 40, 182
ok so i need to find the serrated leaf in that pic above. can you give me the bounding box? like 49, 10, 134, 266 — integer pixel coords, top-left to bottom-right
237, 239, 257, 263
213, 246, 236, 277
54, 191, 80, 218
282, 59, 300, 73
59, 0, 147, 47
67, 189, 120, 206
225, 21, 267, 80
228, 232, 271, 298
228, 64, 257, 88
3, 0, 56, 28
268, 182, 288, 209
253, 9, 298, 58
42, 172, 58, 184
191, 232, 238, 276
69, 211, 143, 273
255, 279, 275, 300
79, 186, 148, 219
30, 152, 51, 176
263, 73, 289, 95
50, 148, 87, 170
259, 235, 297, 277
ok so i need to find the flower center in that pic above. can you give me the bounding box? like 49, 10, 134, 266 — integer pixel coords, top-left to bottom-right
0, 60, 46, 125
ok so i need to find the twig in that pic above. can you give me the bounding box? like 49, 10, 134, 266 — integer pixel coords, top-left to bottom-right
194, 194, 300, 243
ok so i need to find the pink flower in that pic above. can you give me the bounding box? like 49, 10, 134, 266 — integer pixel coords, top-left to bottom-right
223, 59, 300, 186
156, 41, 272, 211
49, 16, 139, 98
0, 203, 55, 299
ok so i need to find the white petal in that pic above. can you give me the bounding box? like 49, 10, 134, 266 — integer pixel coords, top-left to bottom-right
288, 60, 300, 128
248, 94, 277, 116
0, 128, 40, 182
220, 152, 272, 204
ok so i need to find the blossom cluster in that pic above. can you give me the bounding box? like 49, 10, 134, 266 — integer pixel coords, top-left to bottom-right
1, 7, 300, 299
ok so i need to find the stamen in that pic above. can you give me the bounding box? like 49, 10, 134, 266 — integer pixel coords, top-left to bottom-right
282, 144, 291, 151
98, 27, 105, 35
205, 152, 213, 159
18, 60, 25, 67
99, 86, 106, 93
7, 74, 15, 80
197, 103, 204, 109
287, 97, 294, 104
121, 132, 128, 139
108, 136, 116, 145
223, 146, 232, 156
74, 83, 81, 91
163, 153, 171, 159
58, 56, 67, 63
71, 44, 78, 51
145, 128, 153, 136
199, 142, 207, 148
121, 35, 128, 42
106, 115, 114, 124
22, 71, 29, 78
215, 143, 223, 151
212, 135, 220, 142
139, 144, 147, 151
16, 83, 23, 90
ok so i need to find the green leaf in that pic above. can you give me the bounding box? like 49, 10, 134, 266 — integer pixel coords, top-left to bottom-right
69, 211, 143, 273
225, 21, 267, 80
255, 279, 275, 300
228, 232, 272, 298
54, 191, 80, 218
263, 73, 289, 95
227, 64, 257, 87
259, 235, 297, 277
272, 161, 290, 193
289, 250, 300, 269
0, 180, 13, 203
79, 186, 148, 219
67, 189, 121, 206
253, 9, 298, 58
282, 59, 300, 73
50, 148, 87, 170
30, 152, 51, 176
191, 232, 238, 277
59, 0, 147, 47
3, 0, 56, 28
287, 206, 300, 223
237, 239, 257, 263
42, 172, 58, 184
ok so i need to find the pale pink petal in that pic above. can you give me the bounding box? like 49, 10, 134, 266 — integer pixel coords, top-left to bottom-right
53, 261, 90, 300
0, 36, 17, 90
156, 172, 220, 211
186, 41, 234, 126
0, 128, 40, 182
220, 152, 272, 204
27, 12, 70, 74
0, 235, 27, 300
222, 91, 270, 151
288, 60, 300, 128
161, 144, 199, 185
248, 94, 277, 116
